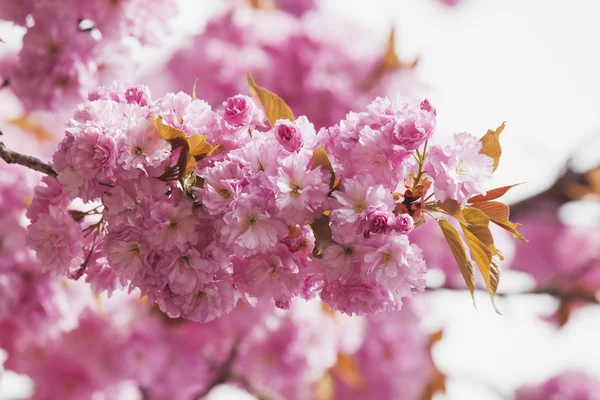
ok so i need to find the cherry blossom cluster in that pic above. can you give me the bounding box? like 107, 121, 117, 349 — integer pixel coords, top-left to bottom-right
0, 0, 178, 111
26, 81, 500, 322
165, 5, 417, 129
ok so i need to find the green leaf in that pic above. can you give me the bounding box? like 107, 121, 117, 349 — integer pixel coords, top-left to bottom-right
247, 72, 295, 125
437, 219, 475, 301
479, 122, 505, 171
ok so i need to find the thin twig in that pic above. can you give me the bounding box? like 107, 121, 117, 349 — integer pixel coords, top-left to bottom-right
0, 142, 57, 177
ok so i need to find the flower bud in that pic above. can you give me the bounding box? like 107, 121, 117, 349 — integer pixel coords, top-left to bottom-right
366, 211, 389, 235
124, 85, 151, 106
393, 213, 414, 234
223, 95, 256, 127
274, 120, 303, 152
420, 98, 436, 115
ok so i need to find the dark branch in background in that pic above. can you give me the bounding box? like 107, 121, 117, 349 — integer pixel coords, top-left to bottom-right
193, 341, 240, 400
428, 285, 599, 305
231, 374, 281, 400
0, 141, 57, 177
192, 340, 280, 400
509, 166, 589, 217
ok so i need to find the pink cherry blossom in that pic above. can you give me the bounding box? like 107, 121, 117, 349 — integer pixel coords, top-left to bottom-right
425, 132, 494, 205
393, 213, 415, 234
273, 153, 330, 224
27, 205, 85, 275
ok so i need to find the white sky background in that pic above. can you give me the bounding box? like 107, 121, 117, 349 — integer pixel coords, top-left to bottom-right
2, 0, 600, 399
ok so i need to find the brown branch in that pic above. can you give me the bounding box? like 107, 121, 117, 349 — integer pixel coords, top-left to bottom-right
427, 285, 599, 305
192, 339, 279, 400
193, 341, 240, 400
0, 142, 56, 177
509, 164, 598, 217
230, 374, 282, 400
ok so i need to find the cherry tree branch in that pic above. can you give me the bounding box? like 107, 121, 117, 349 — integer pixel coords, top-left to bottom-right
193, 342, 240, 400
509, 163, 598, 217
428, 285, 599, 305
0, 141, 57, 177
192, 341, 279, 400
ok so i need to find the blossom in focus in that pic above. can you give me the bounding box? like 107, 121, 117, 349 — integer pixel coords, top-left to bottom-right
425, 132, 494, 205
23, 80, 511, 322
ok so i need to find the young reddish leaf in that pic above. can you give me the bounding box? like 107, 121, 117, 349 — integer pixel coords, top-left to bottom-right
489, 256, 501, 303
310, 213, 332, 258
153, 116, 187, 141
468, 183, 522, 203
420, 329, 447, 400
191, 78, 198, 101
471, 201, 509, 222
437, 219, 475, 301
315, 372, 334, 400
321, 303, 337, 318
247, 72, 295, 125
312, 144, 337, 189
461, 207, 502, 314
420, 361, 447, 400
565, 167, 600, 199
247, 0, 276, 9
333, 353, 365, 389
187, 134, 212, 159
183, 135, 220, 177
174, 139, 190, 181
184, 155, 198, 177
438, 199, 468, 225
361, 28, 419, 91
471, 201, 527, 242
382, 27, 402, 70
586, 167, 600, 193
479, 122, 505, 171
429, 329, 444, 346
8, 115, 52, 142
492, 218, 527, 242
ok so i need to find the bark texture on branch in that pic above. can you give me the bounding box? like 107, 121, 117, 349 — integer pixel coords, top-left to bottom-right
0, 142, 57, 177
